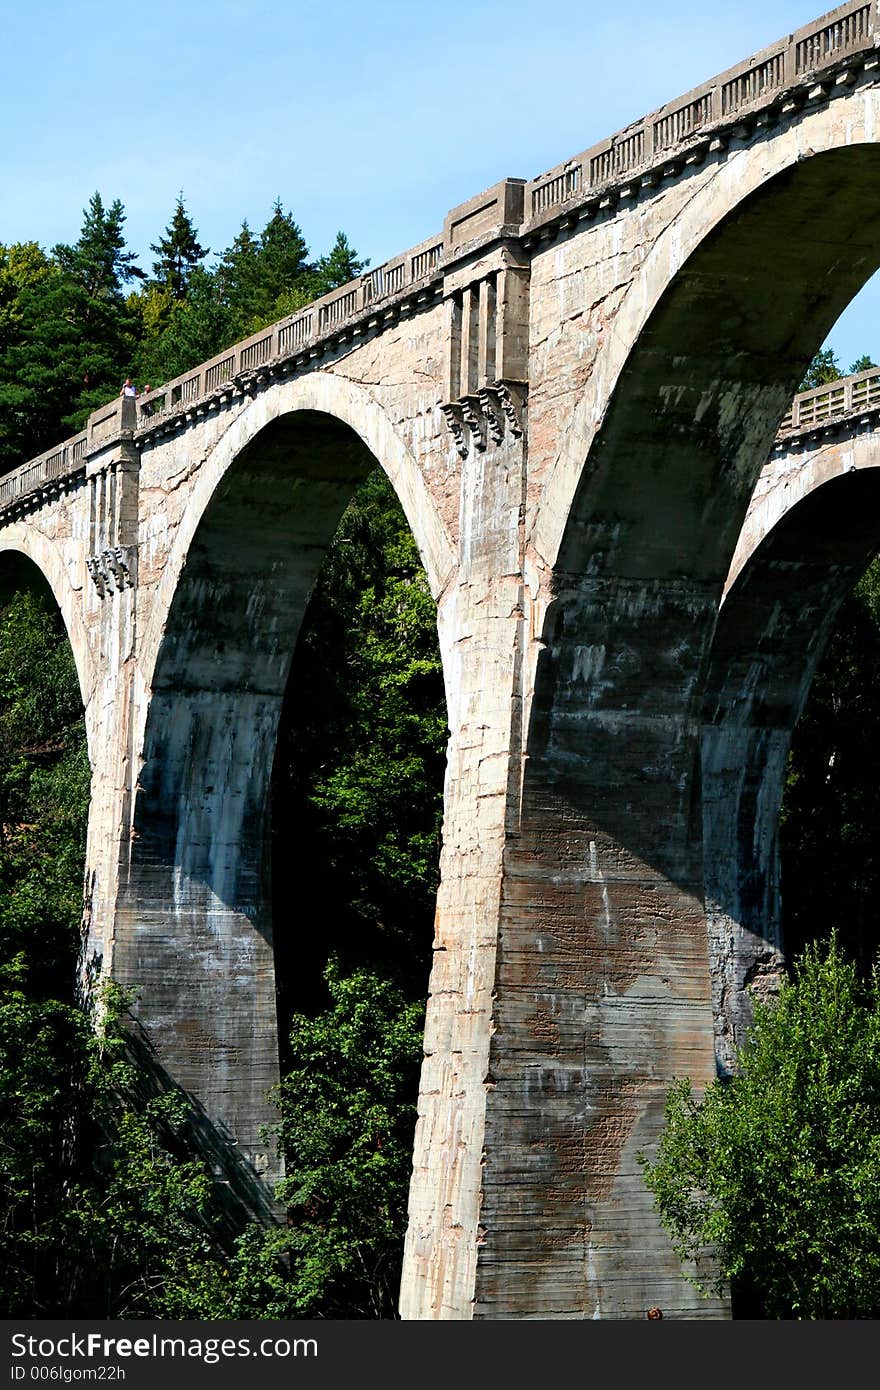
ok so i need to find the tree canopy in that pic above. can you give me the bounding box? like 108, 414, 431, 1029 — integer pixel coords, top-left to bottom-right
0, 190, 367, 472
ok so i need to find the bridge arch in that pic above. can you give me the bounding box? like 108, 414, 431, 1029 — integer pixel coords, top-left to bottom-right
480, 105, 880, 1317
704, 438, 880, 1074
534, 83, 880, 576
118, 374, 453, 1204
727, 430, 880, 595
139, 371, 455, 693
0, 525, 93, 726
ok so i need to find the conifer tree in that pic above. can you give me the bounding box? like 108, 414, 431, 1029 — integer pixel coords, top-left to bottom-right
848, 353, 877, 375
215, 202, 313, 337
799, 347, 843, 391
215, 220, 262, 333
0, 196, 141, 464
55, 193, 143, 302
314, 231, 367, 296
150, 192, 209, 301
257, 199, 310, 300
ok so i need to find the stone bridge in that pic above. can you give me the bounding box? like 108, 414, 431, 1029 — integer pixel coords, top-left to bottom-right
3, 0, 880, 1319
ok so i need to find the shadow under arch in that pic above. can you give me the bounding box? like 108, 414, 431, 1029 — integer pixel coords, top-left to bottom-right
703, 465, 880, 1076
479, 145, 880, 1318
0, 530, 93, 731
116, 402, 448, 1222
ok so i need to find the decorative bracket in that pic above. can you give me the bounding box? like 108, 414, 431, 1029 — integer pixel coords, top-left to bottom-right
87, 546, 134, 597
478, 387, 506, 445
441, 403, 469, 459
496, 382, 525, 438
441, 380, 527, 455
86, 556, 106, 598
460, 395, 487, 452
105, 546, 131, 590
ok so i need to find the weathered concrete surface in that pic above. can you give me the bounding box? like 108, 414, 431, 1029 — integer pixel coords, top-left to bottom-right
2, 2, 880, 1317
706, 433, 880, 1075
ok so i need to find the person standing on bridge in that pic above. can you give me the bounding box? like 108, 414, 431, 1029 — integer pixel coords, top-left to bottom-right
120, 378, 137, 398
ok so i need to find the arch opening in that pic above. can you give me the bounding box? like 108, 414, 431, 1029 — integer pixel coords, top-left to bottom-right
705, 469, 880, 1074
780, 553, 880, 977
270, 463, 446, 1029
0, 551, 90, 1005
123, 405, 448, 1311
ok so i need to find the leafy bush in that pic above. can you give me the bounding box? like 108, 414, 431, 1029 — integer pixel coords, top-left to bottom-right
640, 936, 880, 1318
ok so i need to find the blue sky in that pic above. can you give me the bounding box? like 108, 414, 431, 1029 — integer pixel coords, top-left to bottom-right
0, 0, 876, 369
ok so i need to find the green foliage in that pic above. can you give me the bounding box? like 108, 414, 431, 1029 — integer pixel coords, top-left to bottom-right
0, 975, 251, 1318
132, 267, 233, 389
216, 201, 314, 338
270, 960, 424, 1317
640, 936, 880, 1319
0, 583, 238, 1318
799, 347, 843, 391
0, 586, 88, 995
0, 243, 53, 347
274, 468, 447, 1003
0, 474, 442, 1319
849, 354, 877, 375
0, 191, 368, 470
0, 194, 142, 464
799, 348, 878, 392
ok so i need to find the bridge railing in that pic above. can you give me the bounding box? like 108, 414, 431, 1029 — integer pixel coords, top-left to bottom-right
524, 0, 877, 229
134, 231, 445, 431
0, 428, 89, 511
1, 0, 879, 515
779, 363, 880, 432
0, 228, 445, 515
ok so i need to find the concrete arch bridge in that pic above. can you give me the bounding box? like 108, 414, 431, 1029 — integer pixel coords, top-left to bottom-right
3, 0, 880, 1318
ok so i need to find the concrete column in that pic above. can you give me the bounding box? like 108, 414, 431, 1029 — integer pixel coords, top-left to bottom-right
111, 686, 283, 1217
471, 576, 726, 1319
401, 407, 527, 1318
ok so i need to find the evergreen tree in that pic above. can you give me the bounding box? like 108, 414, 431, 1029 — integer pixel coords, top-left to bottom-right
133, 267, 232, 388
215, 219, 261, 329
799, 346, 842, 391
257, 199, 310, 300
799, 349, 877, 393
55, 193, 143, 303
150, 192, 208, 302
0, 244, 57, 470
0, 195, 141, 462
217, 202, 314, 337
849, 353, 877, 375
313, 231, 367, 296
